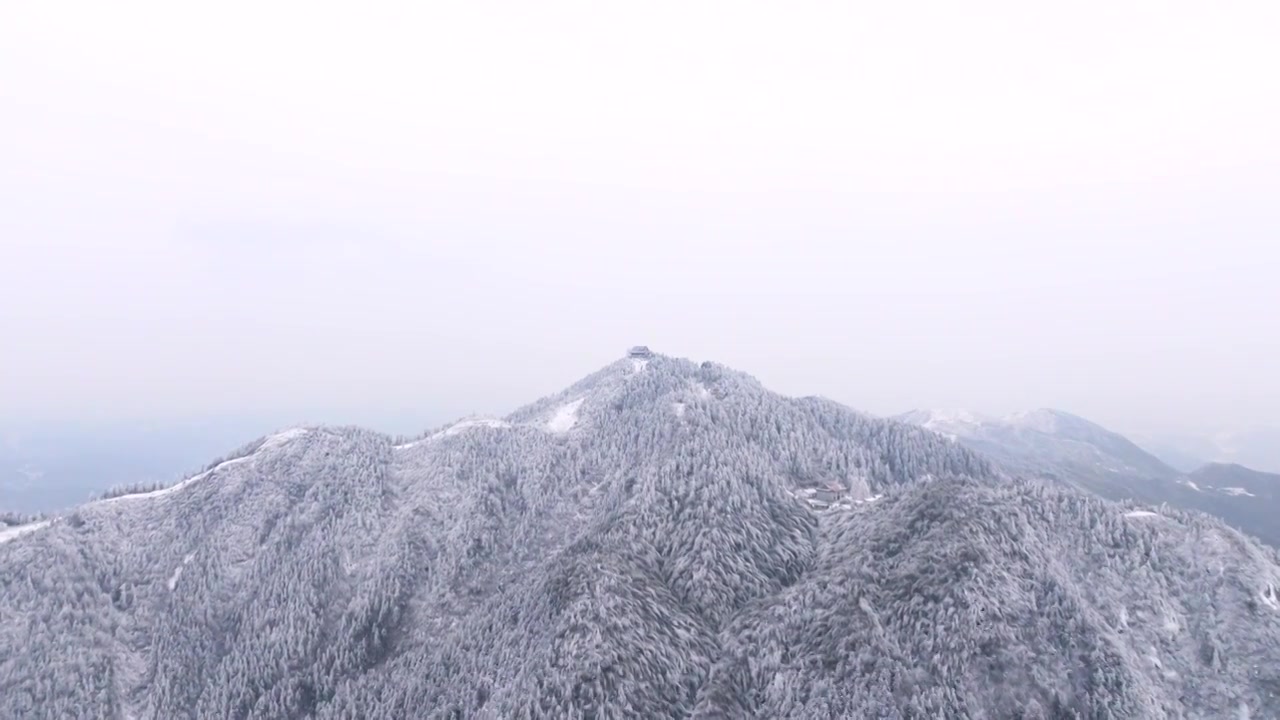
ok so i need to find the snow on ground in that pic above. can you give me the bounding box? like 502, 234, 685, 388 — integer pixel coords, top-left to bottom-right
1181, 480, 1203, 492
694, 383, 712, 400
167, 552, 197, 591
258, 428, 309, 452
394, 418, 512, 449
632, 358, 649, 373
443, 418, 510, 437
1221, 487, 1256, 497
547, 399, 584, 433
672, 402, 687, 417
1261, 584, 1279, 611
99, 428, 310, 505
95, 460, 243, 505
906, 410, 988, 440
1004, 409, 1058, 433
1124, 510, 1160, 518
2, 431, 321, 546
1147, 648, 1163, 670
0, 520, 51, 545
100, 471, 213, 505
922, 409, 982, 432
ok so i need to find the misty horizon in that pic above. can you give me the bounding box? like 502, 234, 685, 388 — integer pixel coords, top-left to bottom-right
4, 3, 1278, 441
9, 346, 1279, 516
1, 345, 1277, 442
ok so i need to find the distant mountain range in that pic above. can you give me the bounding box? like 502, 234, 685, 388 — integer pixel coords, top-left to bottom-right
898, 408, 1280, 546
1133, 427, 1280, 476
3, 354, 1280, 717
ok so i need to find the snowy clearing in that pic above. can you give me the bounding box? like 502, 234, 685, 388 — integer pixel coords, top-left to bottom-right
1181, 480, 1202, 492
672, 402, 686, 417
0, 520, 51, 545
1221, 487, 1256, 497
1124, 510, 1160, 518
547, 399, 584, 433
694, 383, 712, 400
632, 358, 648, 373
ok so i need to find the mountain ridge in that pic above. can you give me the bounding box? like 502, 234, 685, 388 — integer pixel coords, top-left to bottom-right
900, 406, 1280, 547
3, 353, 1279, 718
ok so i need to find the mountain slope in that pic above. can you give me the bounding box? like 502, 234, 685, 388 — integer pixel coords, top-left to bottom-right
900, 408, 1280, 547
898, 408, 1180, 492
3, 355, 1279, 718
1174, 463, 1280, 547
1190, 463, 1280, 499
702, 478, 1280, 717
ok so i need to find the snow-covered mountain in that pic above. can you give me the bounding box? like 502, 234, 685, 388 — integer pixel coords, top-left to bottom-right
900, 408, 1280, 546
3, 354, 1280, 718
899, 408, 1178, 481
1175, 463, 1280, 546
1189, 462, 1280, 499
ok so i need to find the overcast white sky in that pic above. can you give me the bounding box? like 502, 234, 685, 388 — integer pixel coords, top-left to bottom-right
2, 0, 1277, 436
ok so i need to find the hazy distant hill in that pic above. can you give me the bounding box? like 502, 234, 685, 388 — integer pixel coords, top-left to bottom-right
896, 408, 1181, 493
1175, 463, 1280, 546
1137, 427, 1280, 476
1129, 433, 1210, 473
1190, 462, 1280, 496
900, 408, 1280, 547
3, 355, 1279, 718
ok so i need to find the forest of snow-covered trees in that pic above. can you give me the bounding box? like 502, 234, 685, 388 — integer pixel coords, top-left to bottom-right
2, 355, 1278, 718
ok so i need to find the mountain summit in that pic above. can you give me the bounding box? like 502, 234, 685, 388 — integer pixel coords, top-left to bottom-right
3, 354, 1279, 718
